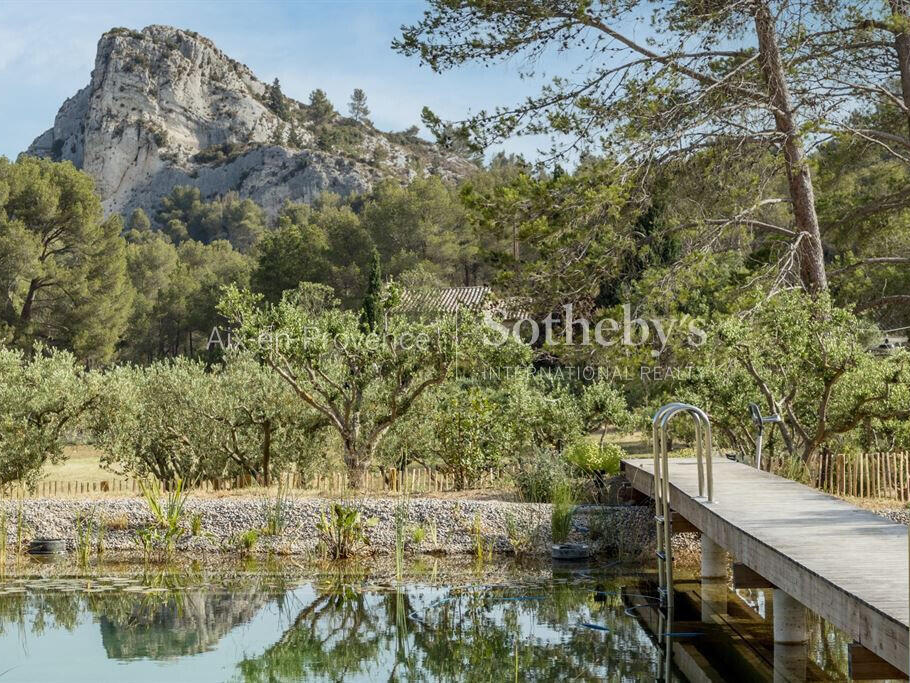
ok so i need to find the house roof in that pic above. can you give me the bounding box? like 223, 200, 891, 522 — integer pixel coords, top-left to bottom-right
399, 286, 529, 319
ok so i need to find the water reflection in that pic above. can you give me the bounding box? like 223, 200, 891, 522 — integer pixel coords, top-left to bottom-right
0, 563, 681, 682
234, 573, 671, 681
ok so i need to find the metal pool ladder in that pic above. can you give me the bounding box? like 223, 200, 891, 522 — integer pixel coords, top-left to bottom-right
651, 403, 714, 603
651, 403, 714, 680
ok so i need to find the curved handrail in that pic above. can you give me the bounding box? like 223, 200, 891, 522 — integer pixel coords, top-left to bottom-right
650, 401, 714, 616
652, 402, 713, 503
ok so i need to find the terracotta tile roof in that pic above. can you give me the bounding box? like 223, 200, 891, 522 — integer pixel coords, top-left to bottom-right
399, 286, 528, 319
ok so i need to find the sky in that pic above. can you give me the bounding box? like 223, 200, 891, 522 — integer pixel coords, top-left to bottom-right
0, 0, 563, 162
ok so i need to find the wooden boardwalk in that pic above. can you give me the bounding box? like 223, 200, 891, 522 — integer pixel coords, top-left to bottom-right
622, 456, 910, 675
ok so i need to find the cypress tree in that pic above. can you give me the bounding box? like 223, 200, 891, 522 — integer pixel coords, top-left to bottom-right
360, 248, 382, 333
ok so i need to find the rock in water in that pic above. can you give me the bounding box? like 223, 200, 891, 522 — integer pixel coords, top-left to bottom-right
26, 25, 474, 217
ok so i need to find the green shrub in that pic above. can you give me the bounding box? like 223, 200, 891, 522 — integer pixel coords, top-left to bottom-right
192, 142, 247, 164
433, 388, 513, 490
512, 448, 570, 503
564, 441, 623, 474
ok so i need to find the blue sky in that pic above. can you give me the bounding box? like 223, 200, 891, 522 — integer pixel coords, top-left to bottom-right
0, 0, 563, 161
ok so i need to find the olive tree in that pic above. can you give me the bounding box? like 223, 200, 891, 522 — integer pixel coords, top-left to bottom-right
200, 354, 326, 485
93, 359, 216, 485
93, 355, 323, 486
683, 292, 910, 464
219, 283, 493, 488
0, 346, 98, 487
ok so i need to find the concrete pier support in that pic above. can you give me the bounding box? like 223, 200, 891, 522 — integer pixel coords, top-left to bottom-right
772, 591, 808, 682
700, 534, 727, 621
772, 590, 807, 644
701, 534, 726, 578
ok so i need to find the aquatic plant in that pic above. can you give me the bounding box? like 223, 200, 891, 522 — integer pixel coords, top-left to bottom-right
394, 497, 408, 581
190, 512, 203, 536
136, 477, 188, 557
135, 526, 156, 562
74, 507, 99, 566
140, 477, 187, 536
15, 503, 26, 556
427, 520, 438, 550
261, 481, 291, 536
316, 503, 376, 559
96, 519, 105, 556
504, 512, 536, 557
235, 529, 260, 556
471, 513, 492, 562
0, 507, 7, 570
550, 482, 575, 543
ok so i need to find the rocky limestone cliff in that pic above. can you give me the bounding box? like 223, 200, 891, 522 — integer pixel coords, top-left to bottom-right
26, 25, 474, 217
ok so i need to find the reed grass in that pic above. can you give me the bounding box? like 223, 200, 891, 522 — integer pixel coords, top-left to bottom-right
550, 482, 575, 543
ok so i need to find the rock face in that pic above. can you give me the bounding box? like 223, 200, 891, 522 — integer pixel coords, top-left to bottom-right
26, 25, 473, 217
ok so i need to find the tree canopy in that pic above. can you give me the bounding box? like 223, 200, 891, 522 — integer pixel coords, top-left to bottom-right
0, 157, 132, 363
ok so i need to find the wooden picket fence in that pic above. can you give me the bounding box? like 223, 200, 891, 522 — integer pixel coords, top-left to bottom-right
0, 466, 508, 499
813, 451, 910, 501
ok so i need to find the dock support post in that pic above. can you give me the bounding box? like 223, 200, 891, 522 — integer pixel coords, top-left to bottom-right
700, 534, 727, 620
773, 590, 807, 682
772, 590, 807, 644
700, 535, 726, 578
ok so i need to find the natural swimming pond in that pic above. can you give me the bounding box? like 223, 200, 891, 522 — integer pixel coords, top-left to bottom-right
0, 559, 679, 682
0, 558, 867, 682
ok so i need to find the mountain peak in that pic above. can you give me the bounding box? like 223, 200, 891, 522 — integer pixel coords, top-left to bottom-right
26, 24, 472, 217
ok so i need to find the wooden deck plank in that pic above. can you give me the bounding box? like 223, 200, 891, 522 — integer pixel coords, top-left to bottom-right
622, 457, 910, 675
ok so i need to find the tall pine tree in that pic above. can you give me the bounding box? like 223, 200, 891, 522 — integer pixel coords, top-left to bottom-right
268, 78, 289, 120
348, 88, 371, 124
308, 89, 335, 125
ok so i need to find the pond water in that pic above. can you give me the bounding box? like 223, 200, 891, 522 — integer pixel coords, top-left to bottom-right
0, 558, 867, 682
0, 559, 678, 682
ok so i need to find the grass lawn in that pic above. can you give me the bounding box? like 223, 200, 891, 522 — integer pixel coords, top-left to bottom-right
41, 445, 112, 484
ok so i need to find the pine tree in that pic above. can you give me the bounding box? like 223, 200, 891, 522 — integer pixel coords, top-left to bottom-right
128, 207, 151, 232
268, 78, 289, 120
308, 89, 335, 125
0, 156, 132, 363
359, 248, 382, 333
348, 88, 371, 124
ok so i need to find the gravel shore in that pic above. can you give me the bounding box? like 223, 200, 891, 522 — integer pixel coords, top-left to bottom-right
1, 497, 554, 557
0, 496, 669, 559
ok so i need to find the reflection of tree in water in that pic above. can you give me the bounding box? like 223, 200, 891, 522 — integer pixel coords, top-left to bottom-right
235, 574, 666, 682
0, 592, 82, 637
237, 571, 384, 683
808, 614, 849, 679
0, 571, 286, 661
99, 570, 283, 659
100, 588, 274, 659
